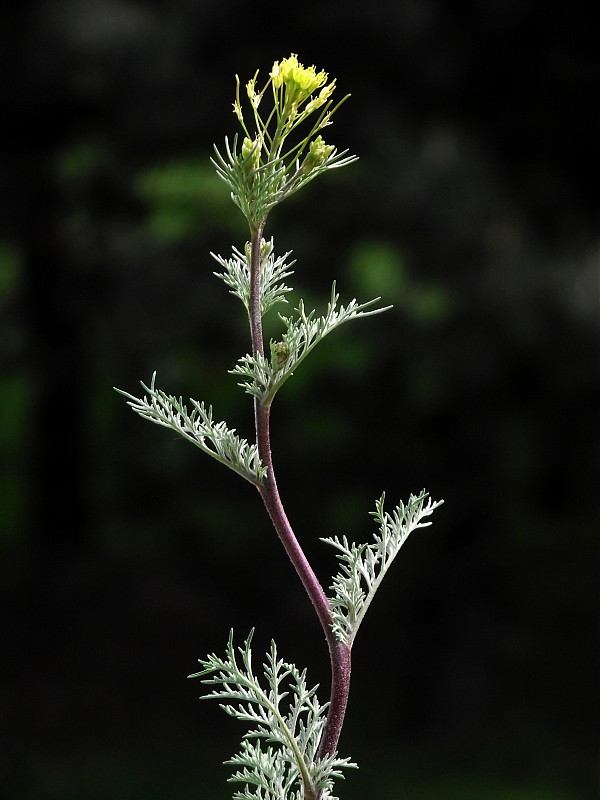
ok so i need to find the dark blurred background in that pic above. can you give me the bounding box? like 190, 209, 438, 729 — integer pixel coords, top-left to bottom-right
1, 1, 598, 798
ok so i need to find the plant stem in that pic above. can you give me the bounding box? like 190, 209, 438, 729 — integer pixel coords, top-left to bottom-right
249, 220, 267, 358
248, 221, 351, 777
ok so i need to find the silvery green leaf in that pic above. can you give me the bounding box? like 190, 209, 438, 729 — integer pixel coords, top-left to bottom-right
212, 237, 294, 317
230, 284, 391, 406
212, 136, 288, 228
189, 631, 356, 800
322, 491, 443, 646
115, 374, 266, 485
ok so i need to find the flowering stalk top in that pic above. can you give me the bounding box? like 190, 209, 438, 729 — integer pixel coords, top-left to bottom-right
214, 53, 357, 230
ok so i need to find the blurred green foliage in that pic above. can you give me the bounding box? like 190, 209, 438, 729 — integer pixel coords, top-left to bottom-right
135, 159, 244, 242
348, 238, 457, 324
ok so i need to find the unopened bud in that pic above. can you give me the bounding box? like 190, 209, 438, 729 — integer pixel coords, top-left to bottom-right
270, 340, 290, 370
241, 137, 261, 182
303, 136, 334, 171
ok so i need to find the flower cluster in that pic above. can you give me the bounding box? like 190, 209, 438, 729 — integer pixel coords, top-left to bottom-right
271, 54, 335, 111
220, 54, 356, 229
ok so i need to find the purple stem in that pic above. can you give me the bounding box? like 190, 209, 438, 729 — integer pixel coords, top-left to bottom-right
248, 220, 351, 774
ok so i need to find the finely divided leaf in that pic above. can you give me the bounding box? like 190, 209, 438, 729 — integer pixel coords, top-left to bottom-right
231, 284, 390, 405
189, 631, 356, 800
212, 238, 294, 317
323, 491, 443, 646
115, 373, 266, 485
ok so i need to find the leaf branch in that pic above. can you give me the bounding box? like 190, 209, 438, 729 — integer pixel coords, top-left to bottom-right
115, 373, 267, 486
322, 491, 443, 647
232, 283, 391, 406
189, 631, 356, 800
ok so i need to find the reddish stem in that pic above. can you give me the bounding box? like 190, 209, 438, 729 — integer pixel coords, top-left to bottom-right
248, 219, 351, 773
249, 220, 266, 358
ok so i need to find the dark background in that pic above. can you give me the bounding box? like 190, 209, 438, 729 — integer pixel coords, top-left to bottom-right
1, 1, 597, 799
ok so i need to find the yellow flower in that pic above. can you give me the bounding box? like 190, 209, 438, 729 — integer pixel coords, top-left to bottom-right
246, 70, 263, 109
270, 54, 331, 104
304, 82, 337, 115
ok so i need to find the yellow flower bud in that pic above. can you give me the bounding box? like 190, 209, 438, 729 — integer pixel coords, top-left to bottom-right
304, 136, 334, 170
270, 60, 283, 88
241, 137, 255, 159
241, 137, 261, 179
